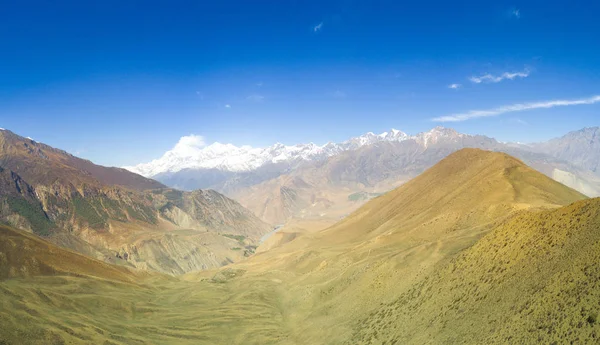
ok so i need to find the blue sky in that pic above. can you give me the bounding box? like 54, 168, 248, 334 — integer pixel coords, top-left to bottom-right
1, 0, 599, 167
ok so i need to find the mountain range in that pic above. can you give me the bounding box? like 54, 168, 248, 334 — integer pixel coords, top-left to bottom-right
127, 126, 600, 224
125, 127, 600, 187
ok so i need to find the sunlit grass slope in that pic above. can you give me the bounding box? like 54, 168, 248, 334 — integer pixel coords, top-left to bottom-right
349, 197, 600, 344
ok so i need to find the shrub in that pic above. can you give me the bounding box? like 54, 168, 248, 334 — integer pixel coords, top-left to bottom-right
6, 197, 53, 236
72, 196, 106, 229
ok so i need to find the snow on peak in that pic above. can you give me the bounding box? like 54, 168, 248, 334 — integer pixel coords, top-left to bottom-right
124, 127, 467, 177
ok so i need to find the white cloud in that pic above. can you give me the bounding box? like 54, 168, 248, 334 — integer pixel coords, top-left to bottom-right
246, 94, 265, 102
313, 22, 323, 32
224, 104, 231, 108
512, 9, 521, 18
432, 95, 600, 122
448, 83, 462, 89
173, 135, 206, 156
470, 69, 530, 84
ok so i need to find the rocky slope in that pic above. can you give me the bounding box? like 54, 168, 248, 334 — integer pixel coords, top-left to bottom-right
0, 129, 271, 274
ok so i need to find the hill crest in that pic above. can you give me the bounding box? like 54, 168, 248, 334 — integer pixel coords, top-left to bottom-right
314, 148, 586, 245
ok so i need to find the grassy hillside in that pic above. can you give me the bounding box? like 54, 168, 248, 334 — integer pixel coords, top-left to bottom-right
349, 197, 600, 344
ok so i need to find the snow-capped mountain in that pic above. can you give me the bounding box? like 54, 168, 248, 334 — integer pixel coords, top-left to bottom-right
124, 127, 463, 177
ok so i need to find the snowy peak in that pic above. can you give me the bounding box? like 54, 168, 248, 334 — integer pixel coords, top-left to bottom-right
124, 127, 469, 177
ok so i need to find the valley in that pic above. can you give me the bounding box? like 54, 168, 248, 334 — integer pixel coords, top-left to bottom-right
2, 147, 599, 344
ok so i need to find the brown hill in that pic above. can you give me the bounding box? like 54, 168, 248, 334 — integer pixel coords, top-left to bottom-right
311, 148, 586, 246
223, 149, 588, 344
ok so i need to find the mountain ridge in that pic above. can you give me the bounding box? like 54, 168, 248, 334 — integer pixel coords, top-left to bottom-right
124, 126, 464, 177
124, 126, 600, 213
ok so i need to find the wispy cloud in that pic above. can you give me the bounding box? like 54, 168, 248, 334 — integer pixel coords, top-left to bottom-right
224, 104, 231, 108
470, 69, 530, 84
512, 8, 521, 19
313, 22, 323, 32
256, 82, 263, 87
432, 95, 600, 122
246, 94, 265, 102
448, 83, 462, 89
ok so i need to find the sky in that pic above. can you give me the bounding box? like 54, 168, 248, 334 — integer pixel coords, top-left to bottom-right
1, 0, 599, 167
